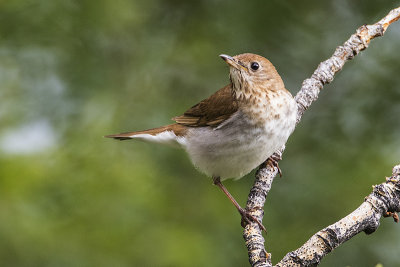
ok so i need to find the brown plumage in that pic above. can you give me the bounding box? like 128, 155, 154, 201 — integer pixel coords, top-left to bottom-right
106, 53, 287, 140
172, 84, 238, 127
105, 53, 298, 232
106, 83, 238, 140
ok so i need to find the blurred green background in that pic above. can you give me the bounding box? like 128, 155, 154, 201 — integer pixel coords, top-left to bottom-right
1, 0, 399, 266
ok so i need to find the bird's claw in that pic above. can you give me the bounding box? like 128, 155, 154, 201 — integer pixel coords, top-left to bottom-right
267, 154, 282, 177
238, 207, 267, 233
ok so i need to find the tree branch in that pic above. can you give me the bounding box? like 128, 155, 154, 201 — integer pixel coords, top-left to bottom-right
243, 6, 400, 267
276, 164, 400, 266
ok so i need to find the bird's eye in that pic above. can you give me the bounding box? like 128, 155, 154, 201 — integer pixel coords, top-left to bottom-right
250, 62, 259, 71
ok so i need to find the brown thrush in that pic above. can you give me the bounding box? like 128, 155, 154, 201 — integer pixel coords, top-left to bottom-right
106, 53, 297, 231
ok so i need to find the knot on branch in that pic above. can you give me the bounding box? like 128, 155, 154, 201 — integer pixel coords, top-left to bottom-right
357, 24, 385, 46
365, 165, 400, 226
317, 228, 339, 253
383, 165, 400, 213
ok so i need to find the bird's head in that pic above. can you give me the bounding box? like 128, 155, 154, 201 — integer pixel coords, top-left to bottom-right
220, 53, 285, 99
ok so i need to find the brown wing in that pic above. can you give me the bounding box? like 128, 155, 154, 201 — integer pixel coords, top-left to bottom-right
172, 84, 238, 127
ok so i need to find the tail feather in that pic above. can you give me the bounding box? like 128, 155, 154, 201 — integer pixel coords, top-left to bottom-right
105, 124, 187, 143
104, 132, 140, 140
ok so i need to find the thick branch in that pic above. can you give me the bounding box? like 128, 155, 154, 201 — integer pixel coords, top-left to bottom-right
243, 6, 400, 267
276, 165, 400, 266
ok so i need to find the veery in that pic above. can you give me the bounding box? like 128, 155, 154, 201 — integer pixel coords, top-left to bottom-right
106, 53, 297, 231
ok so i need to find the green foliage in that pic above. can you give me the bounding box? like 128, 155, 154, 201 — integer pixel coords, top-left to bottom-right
0, 1, 399, 266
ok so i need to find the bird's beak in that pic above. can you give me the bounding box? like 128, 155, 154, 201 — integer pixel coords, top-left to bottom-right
219, 54, 248, 71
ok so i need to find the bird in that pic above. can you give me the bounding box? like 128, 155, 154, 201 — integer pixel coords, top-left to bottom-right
106, 53, 297, 231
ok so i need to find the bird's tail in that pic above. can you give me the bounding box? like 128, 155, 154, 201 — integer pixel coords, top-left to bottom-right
105, 124, 187, 146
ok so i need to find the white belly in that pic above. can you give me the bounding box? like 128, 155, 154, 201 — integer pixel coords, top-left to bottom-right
182, 108, 296, 180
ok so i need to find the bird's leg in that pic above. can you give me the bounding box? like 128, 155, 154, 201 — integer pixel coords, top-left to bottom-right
212, 176, 267, 233
267, 153, 282, 177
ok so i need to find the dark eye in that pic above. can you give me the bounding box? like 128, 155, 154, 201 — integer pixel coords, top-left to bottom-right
250, 62, 259, 71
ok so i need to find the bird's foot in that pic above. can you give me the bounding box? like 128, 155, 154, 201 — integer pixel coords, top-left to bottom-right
238, 207, 267, 233
212, 176, 267, 233
267, 154, 282, 177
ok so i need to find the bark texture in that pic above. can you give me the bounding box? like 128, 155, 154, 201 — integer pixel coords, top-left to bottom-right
243, 6, 400, 267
